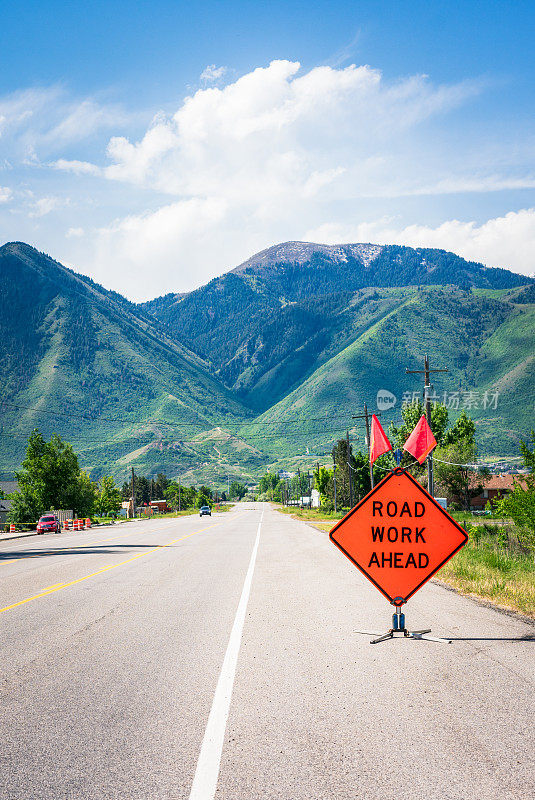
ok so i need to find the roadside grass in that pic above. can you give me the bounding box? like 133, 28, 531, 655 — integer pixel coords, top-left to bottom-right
449, 510, 511, 525
93, 516, 130, 525
271, 504, 344, 521
438, 526, 535, 618
2, 522, 36, 533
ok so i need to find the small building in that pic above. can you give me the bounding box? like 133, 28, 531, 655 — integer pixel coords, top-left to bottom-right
0, 481, 18, 524
298, 490, 320, 509
470, 474, 526, 510
0, 496, 12, 524
150, 500, 170, 514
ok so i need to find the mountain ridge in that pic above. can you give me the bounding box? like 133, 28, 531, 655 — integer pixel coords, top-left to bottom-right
1, 240, 534, 480
141, 241, 532, 414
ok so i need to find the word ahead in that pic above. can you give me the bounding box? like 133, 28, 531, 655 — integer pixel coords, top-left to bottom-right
329, 469, 468, 604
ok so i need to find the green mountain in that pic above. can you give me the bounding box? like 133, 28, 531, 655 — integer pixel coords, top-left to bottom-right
0, 242, 261, 483
243, 285, 534, 463
1, 240, 533, 483
142, 241, 530, 413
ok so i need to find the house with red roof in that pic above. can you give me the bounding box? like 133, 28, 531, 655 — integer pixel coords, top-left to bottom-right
470, 474, 527, 510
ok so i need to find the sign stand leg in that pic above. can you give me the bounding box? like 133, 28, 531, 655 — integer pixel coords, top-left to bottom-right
357, 605, 452, 645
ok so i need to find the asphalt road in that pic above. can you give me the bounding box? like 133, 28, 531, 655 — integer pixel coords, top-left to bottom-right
0, 503, 533, 800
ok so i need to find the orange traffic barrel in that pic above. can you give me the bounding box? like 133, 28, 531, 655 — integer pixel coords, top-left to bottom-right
85, 518, 91, 528
63, 519, 69, 530
9, 523, 15, 533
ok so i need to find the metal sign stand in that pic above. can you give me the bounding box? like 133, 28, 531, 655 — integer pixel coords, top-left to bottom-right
357, 599, 452, 645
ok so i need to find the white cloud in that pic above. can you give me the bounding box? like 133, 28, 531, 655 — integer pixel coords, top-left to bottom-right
200, 65, 227, 83
0, 86, 132, 160
81, 60, 504, 298
305, 208, 535, 277
98, 60, 480, 198
46, 99, 128, 144
0, 186, 12, 203
5, 60, 534, 299
29, 195, 67, 217
380, 174, 535, 198
51, 159, 102, 175
92, 197, 230, 297
66, 226, 85, 238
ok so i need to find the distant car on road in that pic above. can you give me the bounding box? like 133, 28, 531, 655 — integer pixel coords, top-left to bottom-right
199, 505, 212, 517
37, 514, 60, 534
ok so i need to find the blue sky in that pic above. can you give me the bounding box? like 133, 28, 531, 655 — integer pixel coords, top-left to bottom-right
0, 0, 534, 299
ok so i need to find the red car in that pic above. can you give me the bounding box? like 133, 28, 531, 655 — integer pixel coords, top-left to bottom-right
37, 515, 60, 534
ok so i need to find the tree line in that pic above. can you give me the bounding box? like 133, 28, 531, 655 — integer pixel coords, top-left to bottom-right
7, 428, 248, 523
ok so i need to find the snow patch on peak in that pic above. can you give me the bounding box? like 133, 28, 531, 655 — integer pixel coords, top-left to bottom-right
233, 241, 383, 273
342, 244, 383, 268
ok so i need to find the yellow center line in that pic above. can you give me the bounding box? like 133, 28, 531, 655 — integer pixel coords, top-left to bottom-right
0, 521, 223, 616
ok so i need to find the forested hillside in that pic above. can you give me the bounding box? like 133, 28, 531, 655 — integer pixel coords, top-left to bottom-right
142, 241, 532, 414
0, 243, 258, 483
1, 240, 533, 482
243, 285, 534, 463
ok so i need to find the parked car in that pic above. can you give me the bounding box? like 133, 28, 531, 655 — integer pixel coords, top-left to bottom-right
199, 505, 212, 517
37, 514, 60, 534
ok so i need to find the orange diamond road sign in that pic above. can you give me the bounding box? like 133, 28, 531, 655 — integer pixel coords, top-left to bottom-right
329, 468, 468, 605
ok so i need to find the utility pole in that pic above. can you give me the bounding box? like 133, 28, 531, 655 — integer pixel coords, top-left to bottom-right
178, 477, 181, 512
346, 430, 354, 509
406, 354, 449, 497
352, 404, 379, 489
131, 467, 136, 519
332, 448, 337, 513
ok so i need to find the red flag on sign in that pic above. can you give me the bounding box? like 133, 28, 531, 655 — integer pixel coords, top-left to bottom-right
403, 414, 437, 464
369, 414, 392, 464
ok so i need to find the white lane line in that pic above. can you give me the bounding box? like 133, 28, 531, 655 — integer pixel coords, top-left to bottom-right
188, 505, 264, 800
